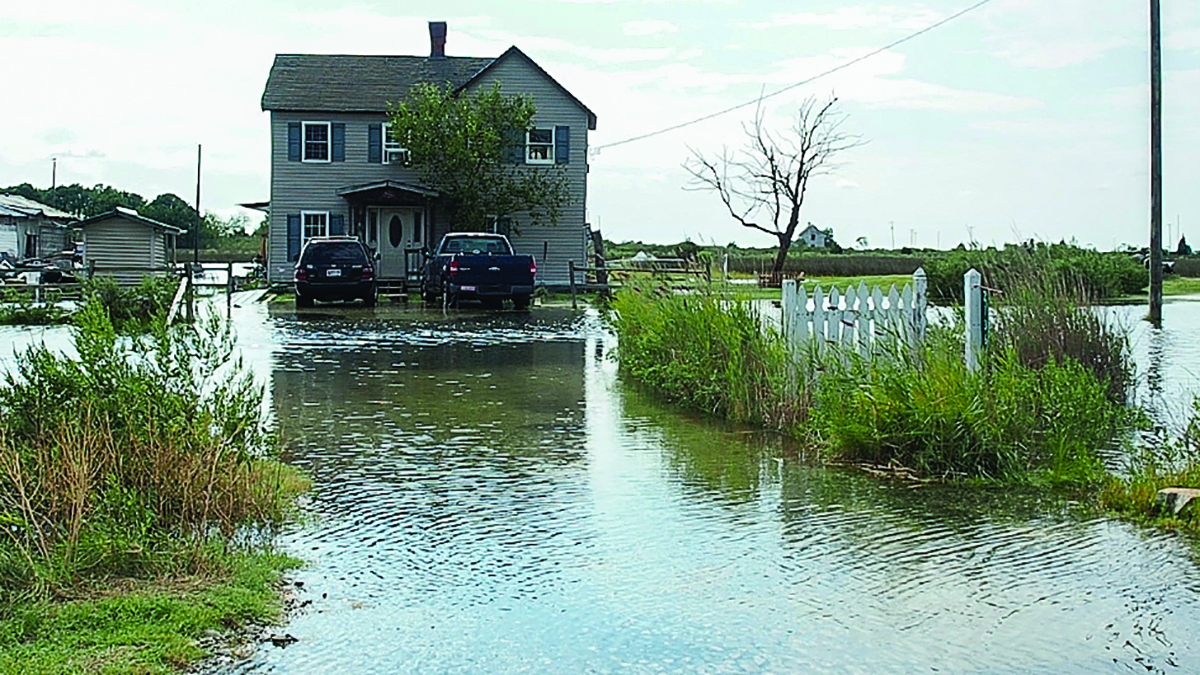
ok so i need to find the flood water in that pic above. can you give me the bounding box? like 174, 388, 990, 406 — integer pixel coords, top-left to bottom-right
5, 297, 1200, 673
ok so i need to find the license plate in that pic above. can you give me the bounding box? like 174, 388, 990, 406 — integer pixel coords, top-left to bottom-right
326, 269, 341, 277
460, 285, 476, 291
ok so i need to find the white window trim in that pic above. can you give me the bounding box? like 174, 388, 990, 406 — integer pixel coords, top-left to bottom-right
302, 121, 331, 163
525, 128, 554, 165
301, 210, 329, 247
382, 123, 410, 166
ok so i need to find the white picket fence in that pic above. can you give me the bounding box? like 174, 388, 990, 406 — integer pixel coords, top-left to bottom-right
779, 268, 928, 359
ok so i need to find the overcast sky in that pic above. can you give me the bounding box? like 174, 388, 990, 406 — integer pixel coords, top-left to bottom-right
1, 0, 1197, 250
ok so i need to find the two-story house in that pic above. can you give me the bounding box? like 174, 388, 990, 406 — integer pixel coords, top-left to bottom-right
260, 21, 597, 289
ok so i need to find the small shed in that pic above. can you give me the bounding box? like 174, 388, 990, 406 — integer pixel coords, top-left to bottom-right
75, 207, 184, 285
0, 194, 76, 262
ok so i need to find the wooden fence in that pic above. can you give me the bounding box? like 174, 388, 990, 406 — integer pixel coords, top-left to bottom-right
779, 268, 928, 358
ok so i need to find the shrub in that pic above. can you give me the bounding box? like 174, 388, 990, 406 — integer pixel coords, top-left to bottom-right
0, 302, 306, 596
81, 274, 177, 333
923, 242, 1144, 303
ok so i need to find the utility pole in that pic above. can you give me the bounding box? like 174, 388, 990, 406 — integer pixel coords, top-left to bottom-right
890, 221, 895, 249
51, 157, 56, 190
1148, 0, 1163, 326
194, 144, 202, 265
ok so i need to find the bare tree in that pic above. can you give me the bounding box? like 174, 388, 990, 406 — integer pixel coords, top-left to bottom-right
685, 96, 861, 274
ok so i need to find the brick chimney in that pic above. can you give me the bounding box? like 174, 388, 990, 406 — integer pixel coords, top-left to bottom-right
429, 21, 447, 59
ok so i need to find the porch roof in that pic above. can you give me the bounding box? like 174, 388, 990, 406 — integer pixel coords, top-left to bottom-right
337, 180, 438, 206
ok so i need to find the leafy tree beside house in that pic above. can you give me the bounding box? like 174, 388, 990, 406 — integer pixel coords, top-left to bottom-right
387, 82, 569, 233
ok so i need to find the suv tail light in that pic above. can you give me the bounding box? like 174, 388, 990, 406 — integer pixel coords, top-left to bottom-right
449, 258, 459, 279
530, 258, 537, 278
362, 265, 375, 280
294, 267, 307, 282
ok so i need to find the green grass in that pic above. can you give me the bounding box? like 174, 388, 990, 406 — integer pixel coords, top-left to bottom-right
0, 551, 300, 675
607, 256, 1137, 487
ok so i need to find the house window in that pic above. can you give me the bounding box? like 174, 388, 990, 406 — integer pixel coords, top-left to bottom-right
24, 232, 38, 258
526, 128, 554, 164
302, 211, 329, 244
383, 124, 410, 165
303, 122, 330, 162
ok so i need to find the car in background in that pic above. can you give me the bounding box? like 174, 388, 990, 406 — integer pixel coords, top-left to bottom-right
293, 236, 377, 308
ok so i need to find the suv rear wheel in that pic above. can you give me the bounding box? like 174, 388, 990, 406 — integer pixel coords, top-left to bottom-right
296, 293, 314, 308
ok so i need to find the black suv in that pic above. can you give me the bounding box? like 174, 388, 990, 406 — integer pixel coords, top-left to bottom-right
293, 237, 378, 308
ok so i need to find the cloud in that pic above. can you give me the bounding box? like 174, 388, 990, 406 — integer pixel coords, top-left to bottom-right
746, 6, 943, 32
621, 19, 679, 36
980, 0, 1137, 68
990, 38, 1129, 69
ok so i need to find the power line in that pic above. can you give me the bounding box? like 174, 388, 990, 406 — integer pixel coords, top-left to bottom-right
592, 0, 995, 154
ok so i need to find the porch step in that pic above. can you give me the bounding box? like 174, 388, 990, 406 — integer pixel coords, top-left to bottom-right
377, 279, 409, 296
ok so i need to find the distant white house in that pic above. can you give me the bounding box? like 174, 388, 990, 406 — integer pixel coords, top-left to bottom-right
797, 223, 829, 249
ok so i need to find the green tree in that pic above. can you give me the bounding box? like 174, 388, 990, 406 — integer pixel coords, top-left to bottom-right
141, 193, 199, 245
387, 82, 569, 232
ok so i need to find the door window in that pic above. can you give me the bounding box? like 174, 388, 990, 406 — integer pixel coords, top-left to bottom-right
388, 215, 403, 248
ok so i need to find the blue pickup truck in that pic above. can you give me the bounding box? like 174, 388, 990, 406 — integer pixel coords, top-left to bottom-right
421, 233, 536, 309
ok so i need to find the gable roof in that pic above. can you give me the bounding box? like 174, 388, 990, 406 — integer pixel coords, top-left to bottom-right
261, 54, 495, 112
260, 47, 596, 129
76, 207, 185, 235
0, 194, 76, 220
456, 47, 597, 130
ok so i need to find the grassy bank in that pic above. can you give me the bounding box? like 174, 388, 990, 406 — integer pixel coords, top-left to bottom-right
0, 302, 307, 672
608, 256, 1137, 488
0, 552, 299, 674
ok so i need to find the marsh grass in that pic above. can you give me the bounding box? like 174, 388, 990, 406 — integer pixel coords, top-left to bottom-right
609, 254, 1136, 486
0, 301, 307, 598
610, 282, 809, 432
1102, 399, 1200, 530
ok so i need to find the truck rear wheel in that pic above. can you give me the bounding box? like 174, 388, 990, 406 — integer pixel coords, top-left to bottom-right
512, 294, 531, 310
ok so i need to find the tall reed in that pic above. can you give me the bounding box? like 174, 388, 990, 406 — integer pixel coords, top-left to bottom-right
610, 282, 809, 431
0, 302, 306, 596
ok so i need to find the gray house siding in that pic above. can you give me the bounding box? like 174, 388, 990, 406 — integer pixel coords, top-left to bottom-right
266, 54, 591, 287
267, 111, 430, 282
462, 56, 589, 286
82, 218, 161, 285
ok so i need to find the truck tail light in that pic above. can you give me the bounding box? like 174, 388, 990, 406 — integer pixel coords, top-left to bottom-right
530, 258, 537, 278
449, 258, 459, 278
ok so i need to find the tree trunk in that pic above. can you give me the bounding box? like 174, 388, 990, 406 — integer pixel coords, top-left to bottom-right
771, 235, 792, 274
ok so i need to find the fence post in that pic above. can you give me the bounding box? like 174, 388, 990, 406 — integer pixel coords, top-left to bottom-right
226, 261, 234, 317
569, 260, 577, 310
781, 279, 797, 352
965, 268, 983, 372
912, 267, 927, 354
185, 262, 195, 324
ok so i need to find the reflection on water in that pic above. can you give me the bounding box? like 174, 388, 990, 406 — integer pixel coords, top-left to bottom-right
4, 300, 1200, 673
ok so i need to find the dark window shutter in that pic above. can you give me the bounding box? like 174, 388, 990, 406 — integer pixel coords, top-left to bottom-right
503, 129, 523, 164
331, 123, 346, 162
368, 124, 382, 164
555, 126, 570, 164
330, 214, 345, 235
287, 214, 301, 261
288, 123, 301, 162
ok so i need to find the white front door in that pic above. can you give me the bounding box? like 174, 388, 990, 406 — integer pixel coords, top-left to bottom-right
376, 208, 417, 279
